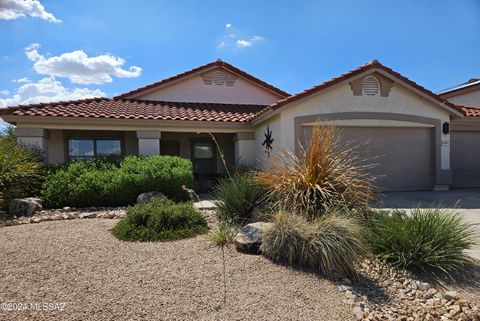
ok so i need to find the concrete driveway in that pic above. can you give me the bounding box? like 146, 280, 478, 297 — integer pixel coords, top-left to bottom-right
376, 189, 480, 260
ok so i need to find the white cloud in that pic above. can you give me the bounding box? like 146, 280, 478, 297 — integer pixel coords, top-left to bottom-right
0, 0, 61, 23
0, 90, 10, 95
235, 35, 264, 49
218, 23, 265, 50
236, 39, 252, 48
25, 43, 142, 85
12, 77, 31, 83
0, 119, 11, 130
0, 76, 105, 108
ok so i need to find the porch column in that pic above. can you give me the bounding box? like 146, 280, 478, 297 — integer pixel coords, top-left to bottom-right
14, 127, 49, 159
136, 130, 161, 155
234, 132, 255, 166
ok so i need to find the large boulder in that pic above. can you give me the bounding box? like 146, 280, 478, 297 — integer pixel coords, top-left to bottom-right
8, 197, 43, 217
234, 222, 274, 254
136, 192, 167, 204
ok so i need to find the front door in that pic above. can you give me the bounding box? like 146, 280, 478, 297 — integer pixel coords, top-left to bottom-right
191, 140, 216, 177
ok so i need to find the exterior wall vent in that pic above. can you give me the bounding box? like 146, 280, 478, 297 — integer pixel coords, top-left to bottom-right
362, 76, 380, 96
212, 71, 226, 85
201, 69, 236, 86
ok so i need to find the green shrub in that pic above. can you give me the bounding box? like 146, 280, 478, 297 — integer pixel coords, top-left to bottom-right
260, 211, 366, 276
256, 124, 376, 219
111, 199, 208, 242
41, 156, 192, 208
366, 208, 478, 276
213, 172, 264, 224
0, 130, 42, 211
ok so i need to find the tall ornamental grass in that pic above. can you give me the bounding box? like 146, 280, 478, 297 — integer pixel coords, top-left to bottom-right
0, 129, 42, 211
213, 172, 264, 224
256, 124, 376, 219
260, 211, 366, 277
366, 208, 478, 276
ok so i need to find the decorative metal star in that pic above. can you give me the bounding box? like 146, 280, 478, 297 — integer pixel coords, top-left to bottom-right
262, 125, 274, 157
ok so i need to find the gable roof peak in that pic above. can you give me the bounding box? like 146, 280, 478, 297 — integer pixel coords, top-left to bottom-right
252, 60, 463, 121
115, 60, 289, 99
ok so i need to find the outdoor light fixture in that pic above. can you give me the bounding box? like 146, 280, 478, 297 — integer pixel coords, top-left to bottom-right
442, 122, 450, 135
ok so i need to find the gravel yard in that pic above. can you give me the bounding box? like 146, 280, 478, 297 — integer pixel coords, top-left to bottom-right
0, 219, 351, 321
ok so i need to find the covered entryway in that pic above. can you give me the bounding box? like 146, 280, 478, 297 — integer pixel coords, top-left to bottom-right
451, 130, 480, 188
300, 126, 434, 192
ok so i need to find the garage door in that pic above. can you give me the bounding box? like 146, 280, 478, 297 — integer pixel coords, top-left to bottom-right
451, 131, 480, 188
301, 126, 434, 191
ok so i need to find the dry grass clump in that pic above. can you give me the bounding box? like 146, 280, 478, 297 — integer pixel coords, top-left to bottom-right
256, 124, 376, 219
260, 211, 365, 277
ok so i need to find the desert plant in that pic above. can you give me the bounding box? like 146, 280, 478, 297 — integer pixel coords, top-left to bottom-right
111, 199, 208, 242
213, 172, 265, 225
0, 131, 42, 211
260, 210, 366, 276
366, 208, 478, 276
208, 223, 237, 305
256, 124, 376, 219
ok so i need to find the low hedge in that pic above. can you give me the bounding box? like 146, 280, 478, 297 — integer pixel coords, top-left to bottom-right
41, 156, 193, 208
111, 199, 208, 241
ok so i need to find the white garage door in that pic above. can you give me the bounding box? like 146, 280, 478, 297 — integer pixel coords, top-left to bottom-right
451, 130, 480, 188
301, 126, 434, 192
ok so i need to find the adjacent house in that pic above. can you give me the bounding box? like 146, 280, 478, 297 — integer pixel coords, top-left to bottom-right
1, 59, 479, 191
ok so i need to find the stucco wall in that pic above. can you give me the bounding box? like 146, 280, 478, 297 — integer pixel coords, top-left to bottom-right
254, 115, 282, 168
447, 90, 480, 107
48, 129, 65, 164
254, 82, 452, 170
136, 71, 281, 105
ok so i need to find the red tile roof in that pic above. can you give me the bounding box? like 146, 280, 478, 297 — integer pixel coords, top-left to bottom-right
457, 105, 480, 117
255, 60, 463, 119
0, 98, 268, 123
115, 60, 290, 99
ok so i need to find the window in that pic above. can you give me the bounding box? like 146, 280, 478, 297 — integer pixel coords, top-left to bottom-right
362, 76, 380, 96
68, 138, 121, 160
193, 143, 214, 159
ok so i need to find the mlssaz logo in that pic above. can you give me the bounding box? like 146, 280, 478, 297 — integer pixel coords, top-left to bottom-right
262, 125, 274, 158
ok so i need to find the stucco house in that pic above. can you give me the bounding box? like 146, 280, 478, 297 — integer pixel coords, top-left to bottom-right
1, 59, 480, 191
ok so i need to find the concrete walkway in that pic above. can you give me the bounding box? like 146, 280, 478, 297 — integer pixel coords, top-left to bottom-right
376, 189, 480, 260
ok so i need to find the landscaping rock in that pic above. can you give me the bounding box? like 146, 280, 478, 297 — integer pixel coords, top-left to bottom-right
63, 206, 73, 212
444, 291, 458, 301
337, 259, 479, 321
136, 192, 167, 204
80, 212, 98, 219
234, 222, 273, 254
353, 306, 363, 320
8, 197, 42, 217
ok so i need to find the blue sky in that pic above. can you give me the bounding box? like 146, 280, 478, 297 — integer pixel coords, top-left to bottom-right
0, 0, 479, 126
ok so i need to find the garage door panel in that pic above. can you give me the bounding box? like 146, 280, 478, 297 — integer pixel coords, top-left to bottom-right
301, 126, 434, 192
451, 131, 480, 188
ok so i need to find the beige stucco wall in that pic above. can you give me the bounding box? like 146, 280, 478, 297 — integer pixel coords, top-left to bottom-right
48, 129, 65, 164
447, 90, 480, 107
136, 71, 282, 105
254, 82, 452, 170
254, 114, 282, 167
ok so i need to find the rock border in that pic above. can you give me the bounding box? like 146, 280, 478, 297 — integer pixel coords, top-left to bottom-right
2, 207, 127, 226
338, 259, 480, 321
